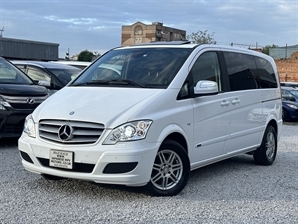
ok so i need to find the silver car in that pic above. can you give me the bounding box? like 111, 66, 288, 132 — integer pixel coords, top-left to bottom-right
11, 60, 82, 94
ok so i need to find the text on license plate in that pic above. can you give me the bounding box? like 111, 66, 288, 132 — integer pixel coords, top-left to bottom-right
50, 150, 73, 169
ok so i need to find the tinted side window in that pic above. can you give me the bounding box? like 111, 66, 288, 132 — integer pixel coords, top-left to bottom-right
27, 67, 51, 82
15, 64, 26, 73
177, 51, 222, 100
224, 52, 258, 91
191, 52, 222, 91
255, 56, 277, 88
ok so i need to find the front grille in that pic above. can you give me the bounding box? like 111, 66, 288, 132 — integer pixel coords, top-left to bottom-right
39, 119, 104, 144
37, 157, 95, 173
9, 103, 39, 110
1, 94, 47, 110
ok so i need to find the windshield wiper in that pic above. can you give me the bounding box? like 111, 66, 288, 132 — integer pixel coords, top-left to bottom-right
72, 80, 110, 86
72, 79, 145, 88
109, 79, 145, 88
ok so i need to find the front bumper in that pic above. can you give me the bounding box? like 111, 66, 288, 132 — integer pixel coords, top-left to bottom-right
283, 106, 298, 121
18, 133, 158, 186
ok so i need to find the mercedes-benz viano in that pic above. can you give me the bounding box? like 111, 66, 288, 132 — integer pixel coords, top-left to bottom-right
18, 41, 282, 196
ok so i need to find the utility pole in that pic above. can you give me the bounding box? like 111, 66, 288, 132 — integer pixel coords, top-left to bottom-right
285, 43, 288, 81
0, 27, 4, 37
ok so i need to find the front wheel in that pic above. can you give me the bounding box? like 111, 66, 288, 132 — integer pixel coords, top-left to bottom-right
146, 140, 190, 196
253, 125, 277, 165
282, 109, 288, 121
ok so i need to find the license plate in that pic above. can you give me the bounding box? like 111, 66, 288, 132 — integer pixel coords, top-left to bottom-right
49, 150, 73, 169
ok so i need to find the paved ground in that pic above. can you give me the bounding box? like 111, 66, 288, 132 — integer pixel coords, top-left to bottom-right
0, 123, 297, 223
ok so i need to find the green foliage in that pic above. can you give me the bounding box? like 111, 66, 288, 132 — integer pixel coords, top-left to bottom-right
187, 30, 217, 44
262, 44, 278, 55
78, 50, 95, 62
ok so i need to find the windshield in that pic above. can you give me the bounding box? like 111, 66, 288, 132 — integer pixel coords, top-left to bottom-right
0, 58, 33, 84
48, 68, 82, 85
72, 47, 192, 88
289, 90, 298, 97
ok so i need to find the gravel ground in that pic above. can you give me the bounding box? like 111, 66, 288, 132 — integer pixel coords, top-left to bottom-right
0, 123, 297, 224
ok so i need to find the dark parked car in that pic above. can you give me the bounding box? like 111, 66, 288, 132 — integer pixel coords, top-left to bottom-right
0, 57, 49, 138
11, 61, 82, 95
280, 81, 298, 88
281, 86, 298, 121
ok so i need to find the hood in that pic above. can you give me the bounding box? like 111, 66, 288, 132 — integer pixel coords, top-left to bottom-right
0, 84, 48, 96
33, 86, 164, 128
282, 100, 298, 107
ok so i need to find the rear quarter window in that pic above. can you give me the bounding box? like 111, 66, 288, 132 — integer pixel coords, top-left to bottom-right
254, 56, 277, 88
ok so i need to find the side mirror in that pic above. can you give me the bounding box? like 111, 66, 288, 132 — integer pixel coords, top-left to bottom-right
38, 80, 51, 87
194, 80, 218, 96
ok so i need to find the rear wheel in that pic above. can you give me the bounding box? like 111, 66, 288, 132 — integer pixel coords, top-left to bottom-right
146, 140, 190, 196
253, 125, 277, 165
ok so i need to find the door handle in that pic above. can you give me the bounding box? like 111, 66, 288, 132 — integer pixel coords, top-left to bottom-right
232, 98, 240, 105
220, 100, 230, 106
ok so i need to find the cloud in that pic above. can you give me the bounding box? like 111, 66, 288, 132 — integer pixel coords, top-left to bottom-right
44, 16, 97, 25
0, 0, 297, 58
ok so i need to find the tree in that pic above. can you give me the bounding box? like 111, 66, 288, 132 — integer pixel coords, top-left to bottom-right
262, 44, 278, 55
187, 30, 217, 44
78, 50, 95, 62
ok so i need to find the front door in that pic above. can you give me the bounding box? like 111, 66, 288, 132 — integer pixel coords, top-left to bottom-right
189, 51, 230, 164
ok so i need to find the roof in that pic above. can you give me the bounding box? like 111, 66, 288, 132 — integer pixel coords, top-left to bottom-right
117, 41, 272, 56
133, 40, 191, 46
10, 60, 81, 70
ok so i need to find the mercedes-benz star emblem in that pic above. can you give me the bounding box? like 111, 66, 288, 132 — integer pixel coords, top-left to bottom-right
26, 98, 35, 104
58, 124, 73, 141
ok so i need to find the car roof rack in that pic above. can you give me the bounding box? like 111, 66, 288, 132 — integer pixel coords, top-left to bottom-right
133, 40, 191, 46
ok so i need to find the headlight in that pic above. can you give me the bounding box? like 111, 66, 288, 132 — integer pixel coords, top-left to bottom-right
23, 114, 36, 138
0, 96, 11, 110
286, 104, 298, 109
103, 120, 153, 145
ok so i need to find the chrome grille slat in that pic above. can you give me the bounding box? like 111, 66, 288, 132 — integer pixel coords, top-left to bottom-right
39, 119, 104, 144
39, 126, 59, 133
1, 94, 48, 110
1, 94, 48, 103
40, 134, 98, 144
72, 129, 103, 136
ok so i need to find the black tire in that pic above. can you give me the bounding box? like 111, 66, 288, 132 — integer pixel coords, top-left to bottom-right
41, 174, 65, 180
253, 126, 277, 165
282, 109, 288, 121
146, 139, 190, 196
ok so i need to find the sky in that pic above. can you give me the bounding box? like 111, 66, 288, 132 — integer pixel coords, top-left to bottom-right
0, 0, 297, 58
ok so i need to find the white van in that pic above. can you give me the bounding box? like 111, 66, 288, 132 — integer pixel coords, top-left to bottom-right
18, 41, 282, 196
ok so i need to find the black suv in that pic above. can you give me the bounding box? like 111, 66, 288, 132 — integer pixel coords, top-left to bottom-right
0, 57, 49, 138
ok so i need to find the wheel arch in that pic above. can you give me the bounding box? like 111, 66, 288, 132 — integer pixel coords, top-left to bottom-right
156, 124, 189, 155
267, 119, 278, 137
163, 133, 188, 154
